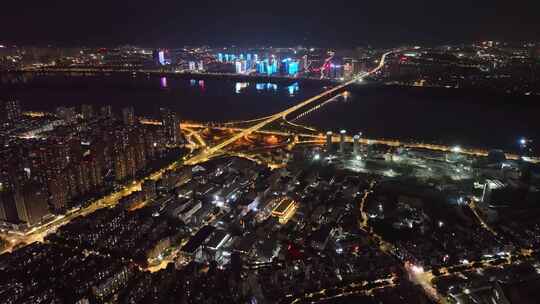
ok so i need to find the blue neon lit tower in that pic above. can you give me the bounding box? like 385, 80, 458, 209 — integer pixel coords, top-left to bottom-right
271, 59, 278, 75
288, 61, 299, 75
257, 61, 266, 74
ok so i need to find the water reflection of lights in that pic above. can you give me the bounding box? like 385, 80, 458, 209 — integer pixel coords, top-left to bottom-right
256, 83, 277, 91
160, 77, 167, 88
190, 79, 206, 90
287, 82, 299, 96
235, 82, 249, 94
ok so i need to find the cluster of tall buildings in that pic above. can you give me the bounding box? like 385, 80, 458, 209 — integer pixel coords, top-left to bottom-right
217, 52, 302, 76
214, 50, 370, 80
160, 107, 183, 146
1, 99, 22, 125
0, 101, 184, 230
325, 129, 364, 156
152, 48, 211, 72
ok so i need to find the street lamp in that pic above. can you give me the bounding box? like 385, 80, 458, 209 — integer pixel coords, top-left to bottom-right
518, 137, 533, 158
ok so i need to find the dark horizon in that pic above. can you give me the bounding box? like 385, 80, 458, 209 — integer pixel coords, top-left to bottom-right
2, 0, 540, 48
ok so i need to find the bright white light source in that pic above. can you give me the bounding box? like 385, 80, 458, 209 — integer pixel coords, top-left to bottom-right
452, 146, 462, 153
411, 265, 424, 274
313, 154, 320, 160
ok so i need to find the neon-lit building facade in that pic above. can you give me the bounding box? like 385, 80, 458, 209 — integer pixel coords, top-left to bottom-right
281, 58, 300, 76
153, 49, 171, 66
158, 51, 165, 65
215, 51, 305, 77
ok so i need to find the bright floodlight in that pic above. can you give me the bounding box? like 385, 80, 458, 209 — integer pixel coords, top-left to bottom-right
411, 265, 424, 274
452, 146, 462, 153
340, 130, 346, 134
519, 138, 527, 145
313, 154, 320, 160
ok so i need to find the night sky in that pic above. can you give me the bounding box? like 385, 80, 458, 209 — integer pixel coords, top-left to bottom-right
2, 0, 539, 47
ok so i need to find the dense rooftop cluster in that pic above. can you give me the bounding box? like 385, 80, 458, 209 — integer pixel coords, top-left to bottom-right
1, 141, 539, 303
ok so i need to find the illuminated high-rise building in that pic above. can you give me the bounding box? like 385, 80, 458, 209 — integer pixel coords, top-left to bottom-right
84, 156, 103, 189
353, 133, 362, 156
65, 165, 79, 198
343, 58, 354, 79
81, 104, 94, 120
100, 105, 113, 118
114, 153, 127, 181
153, 49, 171, 66
0, 187, 19, 223
142, 179, 157, 201
77, 162, 91, 195
339, 130, 347, 153
122, 107, 135, 126
125, 146, 137, 178
160, 108, 183, 145
269, 58, 278, 75
4, 99, 22, 123
281, 58, 300, 76
329, 63, 344, 79
56, 106, 76, 123
288, 61, 299, 75
134, 142, 147, 171
235, 61, 244, 74
14, 180, 50, 226
257, 61, 266, 74
47, 173, 69, 211
326, 131, 333, 151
